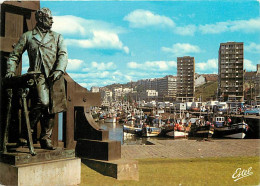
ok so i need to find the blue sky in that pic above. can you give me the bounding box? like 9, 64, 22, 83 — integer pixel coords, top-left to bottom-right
22, 1, 260, 89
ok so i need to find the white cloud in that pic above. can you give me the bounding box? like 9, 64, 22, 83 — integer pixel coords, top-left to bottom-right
199, 17, 260, 34
196, 59, 218, 73
162, 43, 201, 56
65, 31, 129, 54
174, 25, 196, 36
127, 60, 177, 71
244, 59, 256, 71
145, 61, 173, 71
68, 70, 135, 89
67, 59, 84, 72
67, 61, 133, 89
127, 62, 140, 69
199, 22, 229, 34
64, 59, 179, 89
229, 18, 260, 33
53, 15, 125, 36
52, 15, 129, 54
90, 61, 117, 71
124, 9, 175, 28
245, 42, 260, 53
124, 9, 196, 36
53, 16, 88, 36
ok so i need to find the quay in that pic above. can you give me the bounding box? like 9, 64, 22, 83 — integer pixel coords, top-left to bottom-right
122, 139, 260, 159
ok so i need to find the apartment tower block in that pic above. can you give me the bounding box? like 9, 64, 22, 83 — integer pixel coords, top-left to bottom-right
218, 42, 244, 102
177, 56, 195, 102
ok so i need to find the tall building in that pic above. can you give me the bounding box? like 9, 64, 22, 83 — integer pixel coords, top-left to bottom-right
177, 56, 195, 102
137, 78, 157, 91
218, 42, 244, 102
140, 90, 158, 101
157, 75, 177, 101
136, 76, 177, 101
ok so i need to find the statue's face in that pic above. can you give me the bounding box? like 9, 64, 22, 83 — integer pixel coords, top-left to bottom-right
40, 12, 53, 30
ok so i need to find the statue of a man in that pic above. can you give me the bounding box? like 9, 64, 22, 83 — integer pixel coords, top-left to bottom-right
5, 7, 68, 150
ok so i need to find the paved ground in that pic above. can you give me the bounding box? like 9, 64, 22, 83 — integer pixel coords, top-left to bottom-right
121, 139, 260, 159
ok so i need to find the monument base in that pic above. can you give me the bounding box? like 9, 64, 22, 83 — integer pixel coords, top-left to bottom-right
0, 157, 81, 186
0, 147, 81, 186
82, 158, 139, 181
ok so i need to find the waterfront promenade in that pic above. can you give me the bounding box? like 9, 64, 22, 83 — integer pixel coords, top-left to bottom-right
122, 139, 260, 159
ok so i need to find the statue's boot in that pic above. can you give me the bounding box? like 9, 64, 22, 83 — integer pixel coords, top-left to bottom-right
40, 114, 56, 150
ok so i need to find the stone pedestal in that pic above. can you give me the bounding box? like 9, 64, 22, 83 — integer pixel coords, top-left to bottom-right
82, 158, 139, 181
76, 139, 121, 161
74, 107, 138, 180
0, 147, 81, 186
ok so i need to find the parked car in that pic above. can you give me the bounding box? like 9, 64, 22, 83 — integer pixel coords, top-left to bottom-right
244, 108, 260, 116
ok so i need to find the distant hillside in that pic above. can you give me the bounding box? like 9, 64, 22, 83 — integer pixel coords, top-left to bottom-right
101, 76, 218, 102
195, 81, 218, 101
103, 81, 138, 90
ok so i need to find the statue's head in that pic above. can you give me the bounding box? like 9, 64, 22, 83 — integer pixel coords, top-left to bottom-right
35, 7, 53, 30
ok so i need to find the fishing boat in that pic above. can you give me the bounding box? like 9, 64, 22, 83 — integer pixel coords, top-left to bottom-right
185, 116, 214, 138
189, 124, 214, 138
162, 123, 188, 138
123, 125, 142, 136
173, 130, 189, 138
211, 116, 248, 139
159, 124, 174, 137
142, 125, 161, 137
213, 122, 248, 139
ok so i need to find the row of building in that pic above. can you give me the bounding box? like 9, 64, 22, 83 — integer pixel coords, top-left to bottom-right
93, 73, 217, 106
91, 42, 260, 106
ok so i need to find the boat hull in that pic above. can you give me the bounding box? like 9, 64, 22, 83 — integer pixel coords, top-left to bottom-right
142, 127, 161, 137
171, 131, 188, 138
213, 123, 247, 139
189, 125, 214, 138
123, 125, 142, 136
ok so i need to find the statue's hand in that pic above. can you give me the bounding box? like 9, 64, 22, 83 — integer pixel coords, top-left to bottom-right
5, 72, 15, 78
49, 70, 63, 82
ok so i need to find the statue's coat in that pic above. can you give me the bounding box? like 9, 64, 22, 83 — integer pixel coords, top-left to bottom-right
7, 27, 68, 113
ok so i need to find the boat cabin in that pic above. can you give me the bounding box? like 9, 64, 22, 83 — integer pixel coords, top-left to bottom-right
213, 117, 225, 127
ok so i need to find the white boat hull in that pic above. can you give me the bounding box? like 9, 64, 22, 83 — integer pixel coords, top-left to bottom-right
174, 131, 188, 138
142, 127, 161, 137
123, 125, 142, 135
143, 133, 159, 137
224, 132, 246, 139
124, 132, 135, 136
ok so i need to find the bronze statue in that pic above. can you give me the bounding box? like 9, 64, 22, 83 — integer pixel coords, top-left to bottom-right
5, 7, 68, 150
